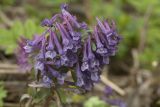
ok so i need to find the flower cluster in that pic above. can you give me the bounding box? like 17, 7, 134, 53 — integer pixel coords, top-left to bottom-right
103, 86, 126, 107
17, 4, 121, 91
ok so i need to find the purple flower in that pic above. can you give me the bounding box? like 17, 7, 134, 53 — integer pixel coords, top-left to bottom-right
59, 22, 71, 39
81, 42, 89, 71
86, 36, 100, 81
58, 22, 81, 52
58, 19, 81, 52
104, 86, 113, 97
75, 62, 84, 87
94, 26, 108, 56
45, 30, 57, 60
96, 18, 121, 57
51, 29, 69, 66
29, 29, 50, 50
17, 37, 32, 72
34, 61, 45, 73
90, 72, 99, 82
87, 36, 99, 68
61, 4, 80, 28
107, 32, 119, 46
41, 18, 52, 27
60, 54, 69, 66
83, 73, 93, 90
72, 39, 82, 52
42, 75, 52, 88
23, 43, 32, 53
96, 17, 109, 35
46, 30, 55, 50
64, 17, 81, 41
102, 56, 110, 64
97, 32, 116, 57
36, 35, 46, 61
23, 35, 44, 54
45, 50, 56, 60
47, 65, 65, 85
53, 59, 61, 68
80, 22, 88, 29
66, 50, 78, 67
51, 30, 63, 54
56, 23, 73, 52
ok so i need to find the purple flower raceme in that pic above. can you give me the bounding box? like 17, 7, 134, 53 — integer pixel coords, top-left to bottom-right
102, 86, 126, 107
17, 4, 121, 91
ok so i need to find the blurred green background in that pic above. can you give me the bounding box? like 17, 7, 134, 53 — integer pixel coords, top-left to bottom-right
0, 0, 160, 107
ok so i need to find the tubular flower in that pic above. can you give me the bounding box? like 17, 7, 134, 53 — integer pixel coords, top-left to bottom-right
17, 37, 32, 72
56, 23, 73, 52
75, 62, 84, 87
17, 4, 121, 91
81, 42, 89, 72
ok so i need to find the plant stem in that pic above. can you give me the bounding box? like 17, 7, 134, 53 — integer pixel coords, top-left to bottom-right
51, 86, 63, 107
54, 88, 63, 107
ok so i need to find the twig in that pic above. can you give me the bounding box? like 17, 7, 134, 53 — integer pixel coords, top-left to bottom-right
131, 49, 139, 70
54, 88, 63, 107
0, 10, 13, 27
43, 96, 52, 107
0, 69, 26, 74
0, 63, 18, 69
101, 75, 125, 96
126, 49, 140, 106
4, 103, 20, 107
51, 87, 63, 107
138, 5, 153, 52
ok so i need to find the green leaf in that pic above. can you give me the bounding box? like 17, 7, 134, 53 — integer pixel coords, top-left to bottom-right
84, 96, 109, 107
0, 20, 44, 54
12, 21, 24, 39
71, 70, 77, 82
24, 19, 37, 39
0, 82, 7, 107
